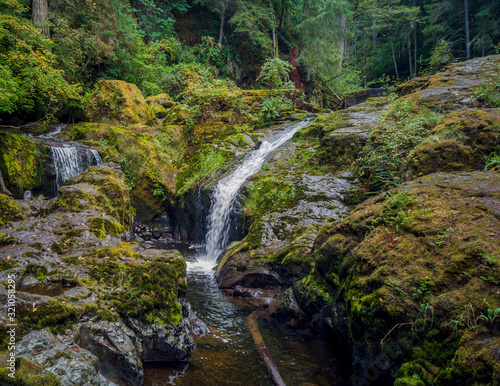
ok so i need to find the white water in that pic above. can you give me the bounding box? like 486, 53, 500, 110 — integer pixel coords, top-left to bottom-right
51, 146, 102, 193
188, 118, 314, 272
39, 123, 67, 138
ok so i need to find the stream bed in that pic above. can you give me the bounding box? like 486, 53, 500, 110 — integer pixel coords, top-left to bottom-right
144, 245, 351, 386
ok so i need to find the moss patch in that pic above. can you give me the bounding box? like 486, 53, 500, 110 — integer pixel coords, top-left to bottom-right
0, 132, 46, 196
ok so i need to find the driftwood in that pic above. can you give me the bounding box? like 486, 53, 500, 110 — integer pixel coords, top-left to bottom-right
245, 312, 287, 386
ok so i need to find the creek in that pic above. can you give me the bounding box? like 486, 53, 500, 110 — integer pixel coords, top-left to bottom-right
144, 119, 351, 385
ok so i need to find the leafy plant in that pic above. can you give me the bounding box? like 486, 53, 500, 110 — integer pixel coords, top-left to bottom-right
260, 96, 293, 121
257, 57, 294, 91
477, 308, 500, 325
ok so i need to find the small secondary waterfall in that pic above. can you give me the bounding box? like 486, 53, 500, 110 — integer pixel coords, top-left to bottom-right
51, 146, 102, 193
194, 118, 314, 270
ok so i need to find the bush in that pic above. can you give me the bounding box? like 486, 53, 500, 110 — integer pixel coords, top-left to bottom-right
0, 0, 81, 119
356, 94, 442, 190
261, 96, 293, 120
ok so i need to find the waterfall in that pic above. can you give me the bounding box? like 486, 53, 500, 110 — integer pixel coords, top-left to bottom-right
191, 118, 314, 271
51, 146, 102, 193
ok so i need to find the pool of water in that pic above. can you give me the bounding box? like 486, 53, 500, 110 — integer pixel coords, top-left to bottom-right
144, 244, 351, 386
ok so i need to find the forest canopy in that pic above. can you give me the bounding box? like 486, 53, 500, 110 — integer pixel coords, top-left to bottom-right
0, 0, 499, 119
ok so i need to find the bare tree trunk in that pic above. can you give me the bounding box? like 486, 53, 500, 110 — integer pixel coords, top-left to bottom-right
269, 0, 277, 57
0, 169, 13, 198
391, 36, 399, 79
408, 36, 413, 79
32, 0, 50, 38
338, 15, 347, 70
218, 0, 227, 47
299, 0, 307, 54
363, 42, 367, 88
464, 0, 470, 59
414, 25, 417, 76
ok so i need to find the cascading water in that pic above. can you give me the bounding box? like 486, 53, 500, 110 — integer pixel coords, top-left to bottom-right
51, 146, 102, 193
190, 118, 314, 271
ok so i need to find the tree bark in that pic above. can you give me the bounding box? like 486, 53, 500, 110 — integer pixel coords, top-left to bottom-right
32, 0, 50, 38
464, 0, 470, 59
414, 25, 417, 76
391, 36, 399, 79
218, 0, 227, 47
269, 0, 277, 57
408, 35, 413, 79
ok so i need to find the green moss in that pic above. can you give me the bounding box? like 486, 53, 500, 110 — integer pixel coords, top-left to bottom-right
0, 232, 17, 246
0, 133, 46, 196
88, 216, 126, 238
0, 301, 78, 351
0, 257, 18, 270
0, 194, 26, 228
85, 79, 154, 124
88, 255, 186, 326
0, 356, 60, 386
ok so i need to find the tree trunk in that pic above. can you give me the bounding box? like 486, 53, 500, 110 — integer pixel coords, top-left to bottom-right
391, 36, 399, 79
269, 0, 277, 57
218, 1, 227, 48
464, 0, 470, 59
338, 15, 347, 70
299, 0, 307, 54
408, 35, 413, 79
0, 169, 13, 198
32, 0, 50, 38
414, 25, 417, 76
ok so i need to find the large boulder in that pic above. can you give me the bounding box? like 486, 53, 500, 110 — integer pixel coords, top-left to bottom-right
302, 171, 500, 384
0, 162, 195, 385
85, 80, 154, 124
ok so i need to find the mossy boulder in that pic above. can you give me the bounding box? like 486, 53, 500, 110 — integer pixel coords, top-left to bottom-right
302, 171, 500, 383
404, 55, 500, 111
85, 80, 154, 124
52, 162, 134, 230
146, 93, 175, 109
0, 355, 60, 386
0, 194, 25, 228
0, 132, 46, 196
406, 108, 500, 176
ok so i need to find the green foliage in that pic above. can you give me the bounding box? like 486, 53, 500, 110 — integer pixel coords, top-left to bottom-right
477, 308, 500, 325
50, 0, 146, 85
244, 176, 304, 217
428, 39, 454, 70
0, 0, 81, 118
471, 63, 500, 108
260, 96, 293, 120
356, 94, 442, 190
484, 152, 500, 171
257, 57, 294, 90
177, 149, 226, 195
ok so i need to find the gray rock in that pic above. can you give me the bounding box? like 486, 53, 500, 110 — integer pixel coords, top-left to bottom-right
78, 321, 144, 386
16, 329, 110, 386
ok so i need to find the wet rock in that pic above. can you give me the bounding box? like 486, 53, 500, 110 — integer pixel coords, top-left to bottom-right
301, 171, 500, 383
15, 329, 109, 385
127, 300, 195, 362
78, 321, 144, 386
403, 55, 500, 111
152, 226, 163, 239
272, 287, 306, 327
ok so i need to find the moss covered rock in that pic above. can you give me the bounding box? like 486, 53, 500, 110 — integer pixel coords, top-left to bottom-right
0, 194, 25, 228
406, 109, 500, 176
85, 79, 154, 124
303, 171, 500, 384
52, 162, 133, 230
0, 132, 46, 196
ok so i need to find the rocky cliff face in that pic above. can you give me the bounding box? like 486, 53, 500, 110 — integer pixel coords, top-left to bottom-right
215, 55, 500, 384
0, 163, 194, 385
